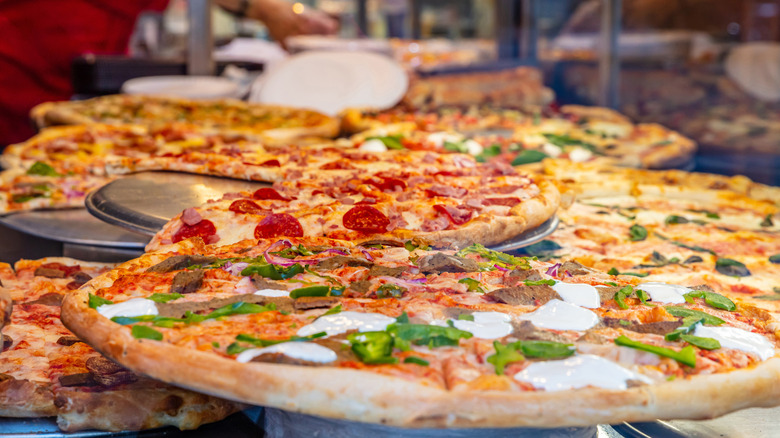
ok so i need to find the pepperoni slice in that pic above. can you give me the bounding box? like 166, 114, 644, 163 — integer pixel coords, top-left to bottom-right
253, 188, 290, 201
482, 197, 522, 207
433, 204, 474, 226
259, 159, 281, 167
172, 220, 217, 243
254, 214, 303, 239
229, 199, 265, 215
39, 262, 81, 277
343, 205, 390, 233
366, 177, 406, 192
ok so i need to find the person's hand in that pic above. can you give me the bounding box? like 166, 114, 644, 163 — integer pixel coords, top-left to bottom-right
251, 0, 338, 46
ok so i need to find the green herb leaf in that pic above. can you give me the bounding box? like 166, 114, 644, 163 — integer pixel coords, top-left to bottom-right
26, 161, 62, 177
403, 356, 430, 366
511, 149, 548, 166
475, 144, 502, 163
615, 335, 696, 367
518, 340, 576, 359
320, 304, 342, 317
770, 254, 780, 264
715, 258, 751, 277
443, 140, 469, 153
458, 278, 485, 293
607, 267, 649, 277
455, 244, 531, 270
654, 233, 717, 255
486, 341, 526, 375
680, 334, 721, 350
395, 312, 410, 324
665, 317, 703, 341
88, 294, 113, 309
147, 293, 184, 303
760, 214, 774, 228
628, 224, 648, 241
241, 263, 304, 280
664, 306, 725, 326
542, 133, 596, 151
388, 323, 472, 349
683, 291, 736, 311
524, 279, 556, 286
131, 325, 163, 341
290, 285, 330, 299
665, 215, 689, 225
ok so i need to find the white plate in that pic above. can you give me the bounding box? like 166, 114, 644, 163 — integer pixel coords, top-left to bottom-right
286, 36, 393, 56
121, 76, 241, 99
250, 51, 408, 115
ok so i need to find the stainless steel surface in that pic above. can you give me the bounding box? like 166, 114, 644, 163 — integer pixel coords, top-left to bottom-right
0, 209, 148, 248
489, 215, 559, 252
598, 0, 621, 108
187, 0, 214, 76
85, 172, 270, 236
63, 243, 144, 263
619, 406, 780, 438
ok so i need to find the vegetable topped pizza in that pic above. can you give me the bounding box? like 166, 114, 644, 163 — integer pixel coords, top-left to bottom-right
61, 236, 780, 428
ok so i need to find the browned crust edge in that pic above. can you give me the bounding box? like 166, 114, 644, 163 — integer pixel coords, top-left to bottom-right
63, 270, 780, 428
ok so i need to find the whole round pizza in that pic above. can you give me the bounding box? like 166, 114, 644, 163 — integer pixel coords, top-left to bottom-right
61, 237, 780, 428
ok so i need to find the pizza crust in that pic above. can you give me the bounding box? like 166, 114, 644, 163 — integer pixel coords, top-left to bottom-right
0, 288, 10, 332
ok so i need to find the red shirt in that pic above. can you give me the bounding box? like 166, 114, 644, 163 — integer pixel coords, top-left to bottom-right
0, 0, 168, 146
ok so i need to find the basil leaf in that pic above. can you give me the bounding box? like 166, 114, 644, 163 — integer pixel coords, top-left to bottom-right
241, 263, 303, 280
524, 279, 556, 286
403, 356, 430, 366
615, 335, 696, 367
475, 144, 502, 162
715, 258, 751, 277
769, 254, 780, 264
487, 341, 526, 375
511, 149, 548, 165
147, 293, 184, 303
395, 312, 410, 324
636, 288, 652, 306
231, 332, 327, 350
518, 340, 575, 359
628, 224, 648, 241
457, 314, 475, 321
456, 244, 530, 270
365, 135, 404, 150
683, 255, 703, 264
375, 284, 406, 299
683, 291, 736, 311
756, 287, 780, 300
542, 133, 594, 149
290, 285, 330, 299
388, 323, 472, 349
680, 334, 721, 350
131, 325, 163, 341
607, 267, 649, 277
26, 161, 62, 177
760, 214, 774, 228
348, 331, 397, 364
205, 302, 276, 320
654, 233, 717, 255
687, 209, 720, 219
112, 315, 156, 325
320, 304, 342, 318
664, 306, 725, 325
665, 317, 703, 341
88, 293, 113, 309
458, 278, 485, 293
443, 140, 468, 153
665, 215, 689, 225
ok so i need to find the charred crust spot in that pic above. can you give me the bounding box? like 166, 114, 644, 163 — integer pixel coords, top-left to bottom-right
59, 373, 98, 387
86, 356, 126, 375
2, 335, 12, 351
158, 395, 185, 416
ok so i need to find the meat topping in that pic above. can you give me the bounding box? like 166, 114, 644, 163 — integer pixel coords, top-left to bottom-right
417, 253, 479, 273
487, 285, 561, 306
170, 270, 205, 295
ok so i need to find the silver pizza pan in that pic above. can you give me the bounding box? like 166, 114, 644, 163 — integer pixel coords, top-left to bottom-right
85, 172, 271, 236
0, 208, 149, 249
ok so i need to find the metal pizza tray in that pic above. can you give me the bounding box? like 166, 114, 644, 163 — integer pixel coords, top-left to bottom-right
84, 171, 558, 251
85, 172, 271, 236
0, 209, 149, 249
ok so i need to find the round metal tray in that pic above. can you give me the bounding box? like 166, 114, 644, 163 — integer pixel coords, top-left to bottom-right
488, 215, 558, 252
0, 209, 148, 249
85, 172, 271, 236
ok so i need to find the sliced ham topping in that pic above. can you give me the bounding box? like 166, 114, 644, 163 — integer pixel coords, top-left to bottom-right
422, 153, 437, 163
172, 220, 217, 244
420, 215, 450, 232
320, 159, 355, 170
425, 185, 468, 198
483, 197, 522, 207
357, 197, 377, 205
433, 204, 474, 226
229, 199, 267, 215
483, 184, 524, 195
365, 176, 406, 193
254, 214, 303, 239
181, 208, 203, 226
339, 197, 356, 205
343, 205, 390, 233
464, 198, 484, 209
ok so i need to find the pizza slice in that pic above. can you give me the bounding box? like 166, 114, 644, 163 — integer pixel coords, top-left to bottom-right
0, 258, 241, 431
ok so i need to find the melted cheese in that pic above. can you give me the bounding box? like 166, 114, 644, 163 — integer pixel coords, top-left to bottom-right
552, 282, 600, 308
359, 139, 388, 153
519, 299, 599, 331
296, 311, 395, 337
452, 311, 513, 339
694, 326, 776, 361
254, 288, 290, 297
235, 342, 337, 363
97, 298, 158, 319
514, 354, 652, 391
636, 282, 689, 304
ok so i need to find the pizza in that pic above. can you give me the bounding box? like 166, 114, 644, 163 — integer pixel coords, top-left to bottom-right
145, 158, 560, 251
29, 94, 340, 142
521, 159, 780, 312
399, 67, 554, 111
341, 104, 696, 169
61, 236, 780, 428
0, 257, 240, 431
